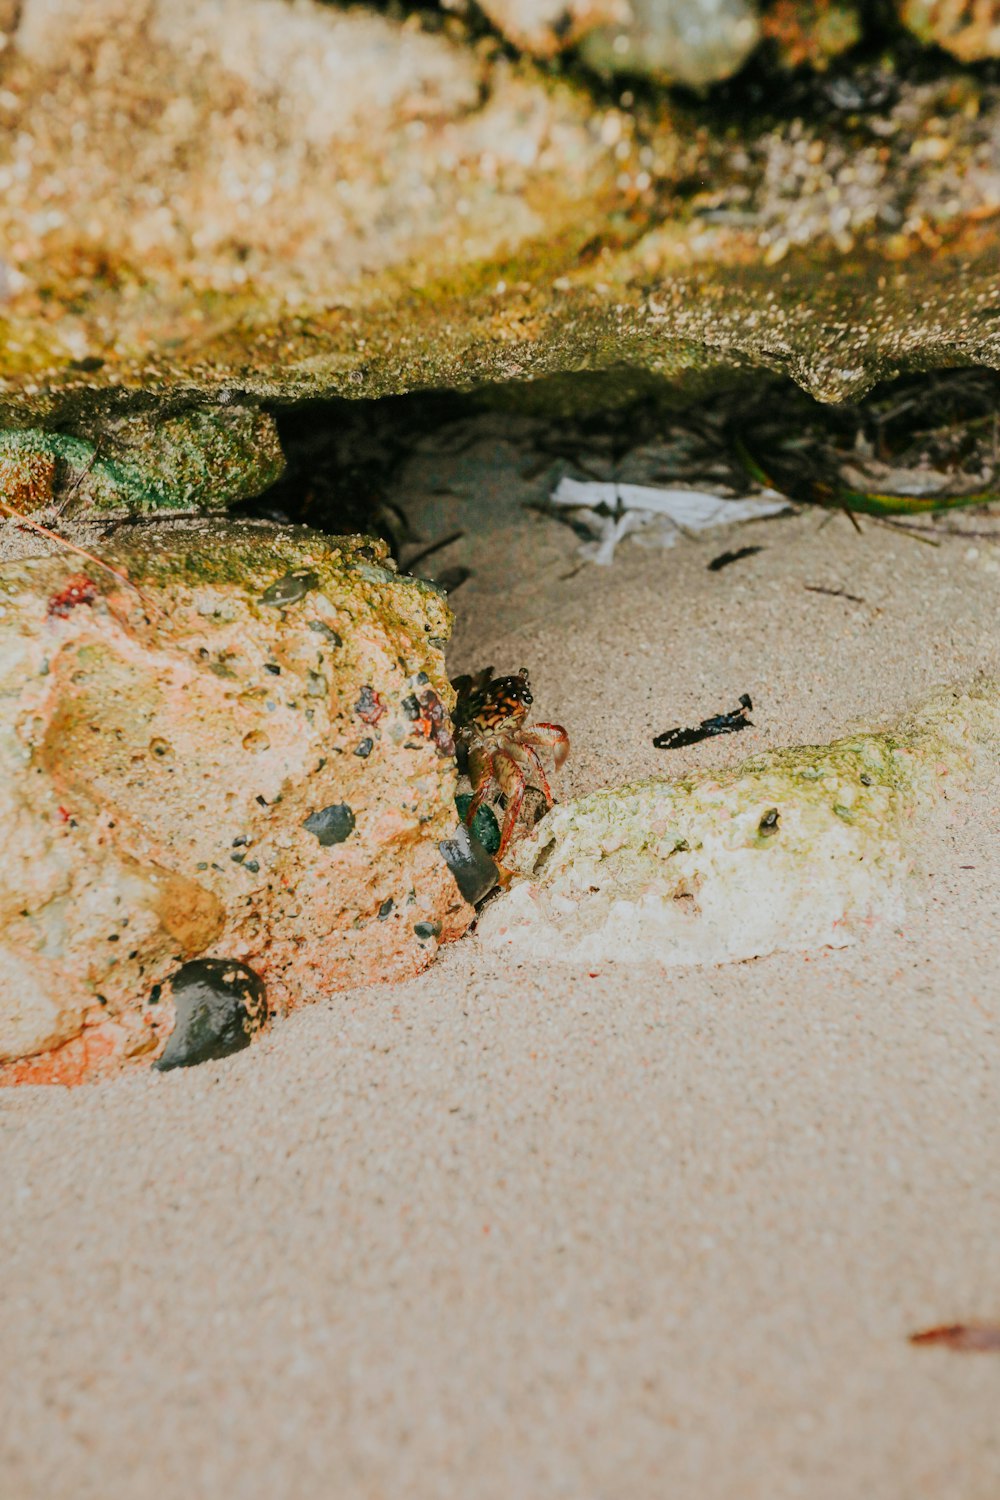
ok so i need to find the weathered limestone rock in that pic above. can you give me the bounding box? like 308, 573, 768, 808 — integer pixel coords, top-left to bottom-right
0, 0, 997, 425
478, 683, 1000, 967
577, 0, 759, 85
475, 0, 627, 61
900, 1, 1000, 62
0, 523, 473, 1083
481, 0, 760, 85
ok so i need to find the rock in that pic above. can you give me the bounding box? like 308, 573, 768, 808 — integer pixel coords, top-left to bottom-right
759, 0, 862, 69
154, 958, 267, 1071
577, 0, 760, 86
480, 0, 859, 77
475, 0, 625, 60
899, 1, 1000, 62
438, 824, 499, 906
478, 0, 760, 86
0, 0, 997, 420
0, 522, 474, 1084
0, 407, 285, 514
477, 683, 1000, 967
0, 436, 56, 514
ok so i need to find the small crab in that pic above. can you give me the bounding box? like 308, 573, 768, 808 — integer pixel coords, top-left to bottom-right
452, 666, 569, 861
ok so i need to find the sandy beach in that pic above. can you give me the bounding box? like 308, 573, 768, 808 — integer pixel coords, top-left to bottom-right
2, 418, 999, 1499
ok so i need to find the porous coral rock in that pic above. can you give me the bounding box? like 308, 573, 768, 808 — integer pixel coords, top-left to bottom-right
478, 683, 1000, 967
0, 522, 472, 1082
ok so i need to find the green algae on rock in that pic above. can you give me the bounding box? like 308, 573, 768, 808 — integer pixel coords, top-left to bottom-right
0, 406, 284, 515
0, 521, 470, 1085
477, 682, 1000, 967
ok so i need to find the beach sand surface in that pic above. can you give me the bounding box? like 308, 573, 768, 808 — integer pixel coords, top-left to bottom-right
2, 441, 999, 1499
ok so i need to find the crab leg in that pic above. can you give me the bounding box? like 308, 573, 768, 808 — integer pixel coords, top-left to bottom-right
465, 747, 496, 826
519, 743, 553, 804
494, 749, 527, 860
521, 722, 570, 770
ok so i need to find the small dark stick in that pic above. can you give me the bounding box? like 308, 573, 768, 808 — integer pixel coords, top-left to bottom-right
653, 694, 754, 750
708, 545, 765, 572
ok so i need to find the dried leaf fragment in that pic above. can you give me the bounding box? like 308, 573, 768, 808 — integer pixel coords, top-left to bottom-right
909, 1323, 1000, 1352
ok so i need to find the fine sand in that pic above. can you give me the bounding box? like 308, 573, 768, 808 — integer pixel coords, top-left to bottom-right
2, 417, 1000, 1499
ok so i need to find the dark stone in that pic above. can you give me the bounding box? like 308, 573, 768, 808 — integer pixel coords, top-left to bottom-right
378, 897, 394, 919
438, 823, 498, 906
355, 738, 374, 758
413, 920, 441, 940
307, 620, 342, 646
354, 684, 385, 724
303, 803, 356, 845
154, 958, 267, 1072
454, 794, 501, 855
259, 570, 319, 606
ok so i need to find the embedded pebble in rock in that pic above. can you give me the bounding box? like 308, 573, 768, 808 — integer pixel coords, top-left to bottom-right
302, 804, 356, 847
438, 824, 499, 907
260, 571, 319, 607
154, 958, 267, 1072
0, 522, 473, 1084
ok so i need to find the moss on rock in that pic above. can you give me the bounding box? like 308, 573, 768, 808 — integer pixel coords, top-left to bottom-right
0, 407, 284, 515
478, 682, 1000, 967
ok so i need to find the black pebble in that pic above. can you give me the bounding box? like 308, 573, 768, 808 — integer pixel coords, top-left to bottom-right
154, 959, 267, 1072
355, 738, 374, 758
438, 824, 498, 906
303, 803, 356, 845
378, 898, 394, 919
414, 921, 441, 941
758, 807, 780, 836
259, 571, 319, 606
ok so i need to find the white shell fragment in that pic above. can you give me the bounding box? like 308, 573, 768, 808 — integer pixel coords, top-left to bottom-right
549, 476, 788, 563
478, 683, 1000, 969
